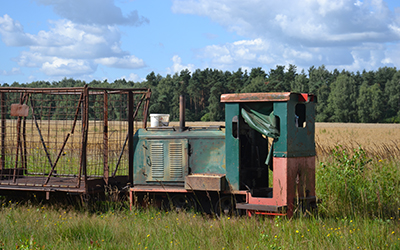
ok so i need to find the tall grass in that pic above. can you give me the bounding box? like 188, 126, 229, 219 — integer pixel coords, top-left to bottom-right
0, 201, 399, 250
316, 146, 400, 219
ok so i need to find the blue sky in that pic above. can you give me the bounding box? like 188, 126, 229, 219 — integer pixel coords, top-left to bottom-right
1, 0, 400, 84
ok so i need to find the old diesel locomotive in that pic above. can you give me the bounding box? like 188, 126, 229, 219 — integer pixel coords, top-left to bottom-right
130, 92, 317, 217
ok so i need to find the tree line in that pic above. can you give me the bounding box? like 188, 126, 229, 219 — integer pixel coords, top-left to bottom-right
3, 65, 400, 123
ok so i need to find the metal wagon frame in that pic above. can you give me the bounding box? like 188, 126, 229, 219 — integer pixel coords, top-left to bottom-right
0, 86, 151, 198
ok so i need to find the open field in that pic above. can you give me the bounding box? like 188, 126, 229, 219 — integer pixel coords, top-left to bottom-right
315, 123, 400, 159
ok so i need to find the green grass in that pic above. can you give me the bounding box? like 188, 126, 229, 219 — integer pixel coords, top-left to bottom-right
316, 146, 400, 218
0, 203, 399, 250
1, 146, 399, 249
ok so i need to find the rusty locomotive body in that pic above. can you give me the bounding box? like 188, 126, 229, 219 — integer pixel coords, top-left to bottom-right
130, 93, 317, 216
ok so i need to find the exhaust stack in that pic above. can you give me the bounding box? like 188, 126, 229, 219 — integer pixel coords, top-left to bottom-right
179, 95, 186, 132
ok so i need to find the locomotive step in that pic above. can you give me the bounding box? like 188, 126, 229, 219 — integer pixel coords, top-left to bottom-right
235, 203, 284, 212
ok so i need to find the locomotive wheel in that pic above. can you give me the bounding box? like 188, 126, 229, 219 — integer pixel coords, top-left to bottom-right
169, 194, 197, 212
215, 195, 239, 216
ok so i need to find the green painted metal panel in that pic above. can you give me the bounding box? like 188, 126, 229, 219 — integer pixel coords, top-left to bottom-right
224, 103, 240, 190
145, 139, 188, 182
272, 94, 316, 158
273, 101, 288, 157
189, 138, 225, 174
133, 127, 225, 186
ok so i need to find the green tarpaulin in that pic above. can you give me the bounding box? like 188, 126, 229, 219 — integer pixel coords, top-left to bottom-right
241, 105, 279, 166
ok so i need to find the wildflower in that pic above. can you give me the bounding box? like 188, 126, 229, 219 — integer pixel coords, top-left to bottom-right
392, 231, 395, 234
296, 230, 299, 233
147, 234, 150, 238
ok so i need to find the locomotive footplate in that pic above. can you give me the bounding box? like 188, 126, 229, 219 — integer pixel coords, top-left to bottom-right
235, 203, 283, 212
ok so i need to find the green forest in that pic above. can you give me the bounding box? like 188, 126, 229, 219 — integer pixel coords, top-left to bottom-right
3, 65, 400, 123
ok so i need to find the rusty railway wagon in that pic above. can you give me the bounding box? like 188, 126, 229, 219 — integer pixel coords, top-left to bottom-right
0, 86, 151, 199
0, 86, 316, 217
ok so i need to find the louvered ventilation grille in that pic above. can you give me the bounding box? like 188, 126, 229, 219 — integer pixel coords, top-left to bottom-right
169, 143, 183, 178
150, 143, 164, 179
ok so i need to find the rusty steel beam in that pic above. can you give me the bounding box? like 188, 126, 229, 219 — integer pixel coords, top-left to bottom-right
142, 89, 151, 128
22, 115, 27, 172
87, 87, 149, 92
128, 90, 134, 185
13, 93, 25, 182
103, 91, 109, 185
1, 92, 5, 173
78, 86, 89, 189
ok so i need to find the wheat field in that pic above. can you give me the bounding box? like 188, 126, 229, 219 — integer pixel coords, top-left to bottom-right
315, 123, 400, 159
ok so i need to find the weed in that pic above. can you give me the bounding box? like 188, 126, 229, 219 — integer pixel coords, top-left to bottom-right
317, 146, 400, 218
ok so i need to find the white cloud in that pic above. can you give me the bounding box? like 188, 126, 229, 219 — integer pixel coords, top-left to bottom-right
166, 55, 195, 74
122, 73, 143, 82
200, 39, 275, 68
172, 0, 397, 44
0, 13, 146, 77
95, 55, 145, 69
41, 58, 96, 76
0, 14, 34, 46
172, 0, 400, 72
35, 0, 149, 26
0, 67, 22, 76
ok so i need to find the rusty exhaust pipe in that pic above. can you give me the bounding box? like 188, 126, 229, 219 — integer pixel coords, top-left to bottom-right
179, 95, 186, 132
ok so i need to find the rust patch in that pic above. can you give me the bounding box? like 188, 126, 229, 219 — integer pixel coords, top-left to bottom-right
185, 174, 226, 191
220, 92, 291, 103
11, 104, 29, 117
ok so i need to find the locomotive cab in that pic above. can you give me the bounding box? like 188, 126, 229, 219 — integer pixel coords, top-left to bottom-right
221, 92, 316, 216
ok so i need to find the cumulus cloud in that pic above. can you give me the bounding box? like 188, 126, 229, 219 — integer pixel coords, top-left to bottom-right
166, 55, 195, 74
95, 55, 145, 69
0, 15, 35, 46
122, 73, 143, 82
35, 0, 149, 26
172, 0, 398, 45
172, 0, 400, 71
0, 11, 146, 76
0, 67, 22, 76
41, 58, 97, 76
